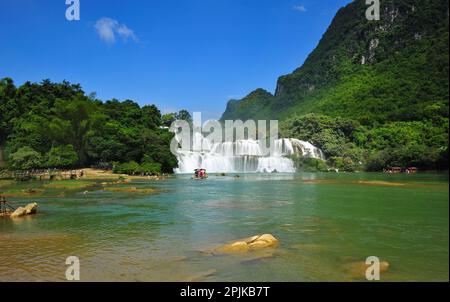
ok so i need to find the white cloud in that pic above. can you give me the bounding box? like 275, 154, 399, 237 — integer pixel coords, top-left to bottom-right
293, 5, 307, 12
94, 18, 138, 44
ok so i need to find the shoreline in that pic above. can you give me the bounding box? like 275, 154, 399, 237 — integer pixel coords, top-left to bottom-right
1, 168, 448, 185
0, 168, 170, 183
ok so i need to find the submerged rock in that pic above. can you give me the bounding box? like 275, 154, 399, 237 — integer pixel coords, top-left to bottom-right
217, 241, 249, 254
212, 234, 279, 255
184, 269, 217, 282
291, 243, 327, 252
240, 250, 274, 264
345, 260, 390, 279
10, 203, 38, 218
103, 187, 155, 194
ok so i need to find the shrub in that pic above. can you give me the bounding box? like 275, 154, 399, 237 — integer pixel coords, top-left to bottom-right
8, 147, 43, 170
290, 155, 329, 172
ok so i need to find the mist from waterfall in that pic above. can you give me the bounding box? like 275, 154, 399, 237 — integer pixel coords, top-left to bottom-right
174, 133, 325, 174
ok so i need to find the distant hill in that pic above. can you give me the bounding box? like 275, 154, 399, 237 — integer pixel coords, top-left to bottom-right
220, 0, 448, 171
221, 0, 449, 125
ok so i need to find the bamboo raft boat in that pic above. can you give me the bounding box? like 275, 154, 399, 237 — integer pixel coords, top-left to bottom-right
0, 196, 16, 217
0, 196, 38, 218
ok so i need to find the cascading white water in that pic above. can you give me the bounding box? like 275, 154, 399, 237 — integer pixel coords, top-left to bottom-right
174, 133, 325, 174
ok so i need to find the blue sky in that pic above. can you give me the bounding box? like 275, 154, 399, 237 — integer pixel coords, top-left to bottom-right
0, 0, 352, 120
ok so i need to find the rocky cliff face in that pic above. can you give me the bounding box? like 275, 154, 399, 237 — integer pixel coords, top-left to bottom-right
220, 0, 449, 124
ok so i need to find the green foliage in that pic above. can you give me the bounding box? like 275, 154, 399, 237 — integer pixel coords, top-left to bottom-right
282, 114, 447, 171
113, 160, 162, 175
327, 157, 359, 172
175, 110, 193, 125
162, 113, 176, 127
139, 162, 162, 175
113, 161, 140, 175
8, 147, 43, 170
290, 155, 329, 172
362, 121, 448, 170
220, 0, 449, 171
221, 89, 275, 121
46, 145, 78, 168
0, 78, 180, 172
281, 114, 364, 171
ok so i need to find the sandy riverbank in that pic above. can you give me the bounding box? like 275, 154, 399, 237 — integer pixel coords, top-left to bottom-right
78, 168, 169, 181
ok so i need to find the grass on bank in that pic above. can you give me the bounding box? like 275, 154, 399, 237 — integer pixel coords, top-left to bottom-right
43, 180, 97, 190
0, 180, 15, 188
1, 187, 45, 198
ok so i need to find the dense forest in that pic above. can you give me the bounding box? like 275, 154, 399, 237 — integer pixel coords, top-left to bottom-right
0, 78, 188, 174
222, 0, 449, 171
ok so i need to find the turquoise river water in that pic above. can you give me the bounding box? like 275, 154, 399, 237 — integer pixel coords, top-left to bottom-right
0, 173, 448, 281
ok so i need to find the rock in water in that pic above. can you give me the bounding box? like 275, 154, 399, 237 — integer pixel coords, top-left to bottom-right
216, 241, 249, 254
212, 234, 278, 255
345, 260, 390, 279
10, 203, 38, 218
249, 234, 278, 249
24, 202, 38, 215
10, 207, 26, 218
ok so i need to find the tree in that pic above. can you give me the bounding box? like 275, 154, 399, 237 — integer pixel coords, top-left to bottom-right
176, 110, 192, 125
141, 105, 162, 129
0, 78, 181, 173
8, 147, 42, 170
162, 113, 176, 127
46, 145, 79, 168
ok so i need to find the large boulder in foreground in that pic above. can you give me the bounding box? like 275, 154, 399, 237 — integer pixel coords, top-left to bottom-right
10, 203, 38, 218
213, 234, 278, 255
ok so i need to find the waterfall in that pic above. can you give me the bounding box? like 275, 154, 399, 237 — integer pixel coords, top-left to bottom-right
174, 134, 325, 174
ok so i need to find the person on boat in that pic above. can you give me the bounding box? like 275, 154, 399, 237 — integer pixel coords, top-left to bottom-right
194, 169, 199, 178
202, 169, 208, 178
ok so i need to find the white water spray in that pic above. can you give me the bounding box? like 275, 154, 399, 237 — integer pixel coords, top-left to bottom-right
174, 134, 325, 174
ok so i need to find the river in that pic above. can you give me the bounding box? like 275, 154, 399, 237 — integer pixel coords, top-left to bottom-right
0, 172, 448, 281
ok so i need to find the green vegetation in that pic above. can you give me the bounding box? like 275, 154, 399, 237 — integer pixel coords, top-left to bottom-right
8, 147, 43, 170
281, 114, 364, 171
0, 179, 14, 188
289, 155, 329, 172
113, 160, 162, 175
221, 0, 449, 171
1, 187, 45, 198
44, 180, 96, 190
281, 114, 447, 171
0, 79, 186, 174
46, 145, 78, 168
